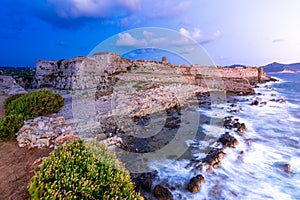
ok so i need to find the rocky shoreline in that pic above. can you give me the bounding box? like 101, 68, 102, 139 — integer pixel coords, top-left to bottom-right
0, 52, 278, 199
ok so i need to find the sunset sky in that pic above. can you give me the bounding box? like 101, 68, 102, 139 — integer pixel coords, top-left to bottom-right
1, 0, 300, 67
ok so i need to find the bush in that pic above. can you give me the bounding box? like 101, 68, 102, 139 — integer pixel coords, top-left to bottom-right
3, 93, 24, 109
28, 139, 143, 200
0, 90, 64, 140
5, 90, 64, 119
0, 114, 24, 140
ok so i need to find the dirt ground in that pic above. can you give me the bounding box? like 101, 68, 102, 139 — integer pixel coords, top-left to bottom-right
0, 95, 52, 200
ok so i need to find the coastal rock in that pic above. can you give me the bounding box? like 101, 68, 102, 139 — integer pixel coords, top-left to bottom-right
283, 163, 291, 174
201, 148, 226, 166
16, 116, 78, 149
217, 132, 239, 148
132, 171, 158, 192
187, 175, 205, 194
251, 100, 259, 106
237, 123, 246, 135
153, 185, 174, 200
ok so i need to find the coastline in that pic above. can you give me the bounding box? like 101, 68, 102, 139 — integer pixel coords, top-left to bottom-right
0, 54, 278, 199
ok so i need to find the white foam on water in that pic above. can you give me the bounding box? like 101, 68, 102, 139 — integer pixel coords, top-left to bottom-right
144, 78, 300, 199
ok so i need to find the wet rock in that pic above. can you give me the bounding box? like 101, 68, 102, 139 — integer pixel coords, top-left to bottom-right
245, 138, 253, 146
153, 185, 174, 200
212, 161, 221, 169
224, 116, 234, 129
133, 171, 158, 192
250, 100, 259, 106
283, 163, 291, 174
217, 132, 238, 148
237, 123, 246, 135
202, 148, 226, 165
233, 122, 241, 128
230, 109, 240, 113
260, 101, 267, 106
187, 175, 205, 194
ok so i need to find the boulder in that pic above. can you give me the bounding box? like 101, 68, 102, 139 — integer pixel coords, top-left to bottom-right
217, 132, 238, 148
153, 185, 174, 200
237, 123, 246, 135
187, 175, 205, 194
202, 148, 226, 165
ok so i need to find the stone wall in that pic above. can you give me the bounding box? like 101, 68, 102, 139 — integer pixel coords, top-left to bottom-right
35, 53, 267, 93
35, 52, 129, 90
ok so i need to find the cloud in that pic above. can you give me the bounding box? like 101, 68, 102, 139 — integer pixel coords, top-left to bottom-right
48, 0, 142, 19
116, 33, 147, 47
200, 30, 221, 44
177, 28, 221, 45
116, 28, 221, 49
48, 0, 114, 18
179, 28, 202, 41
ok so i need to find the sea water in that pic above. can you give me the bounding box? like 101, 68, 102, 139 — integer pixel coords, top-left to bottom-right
149, 73, 300, 200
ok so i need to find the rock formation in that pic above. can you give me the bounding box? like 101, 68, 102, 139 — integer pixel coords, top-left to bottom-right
0, 75, 27, 95
16, 115, 79, 149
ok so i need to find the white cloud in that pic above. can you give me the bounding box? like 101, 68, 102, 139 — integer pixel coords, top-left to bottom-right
178, 28, 221, 45
179, 27, 202, 42
116, 33, 146, 47
48, 0, 143, 18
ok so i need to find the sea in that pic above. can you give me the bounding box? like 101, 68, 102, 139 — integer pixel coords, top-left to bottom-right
146, 73, 300, 199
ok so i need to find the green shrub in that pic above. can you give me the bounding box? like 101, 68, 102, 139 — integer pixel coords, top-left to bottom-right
0, 114, 24, 140
28, 139, 143, 200
0, 90, 64, 140
5, 90, 64, 119
3, 93, 24, 109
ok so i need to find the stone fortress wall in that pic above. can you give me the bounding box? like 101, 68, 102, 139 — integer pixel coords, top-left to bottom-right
35, 52, 267, 93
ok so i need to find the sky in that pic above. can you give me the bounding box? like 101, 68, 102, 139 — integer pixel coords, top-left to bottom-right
1, 0, 300, 67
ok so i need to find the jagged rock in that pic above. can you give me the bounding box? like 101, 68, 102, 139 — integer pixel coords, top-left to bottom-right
16, 116, 78, 149
217, 132, 238, 148
202, 148, 226, 166
132, 171, 158, 192
187, 175, 205, 194
237, 123, 246, 135
153, 185, 174, 200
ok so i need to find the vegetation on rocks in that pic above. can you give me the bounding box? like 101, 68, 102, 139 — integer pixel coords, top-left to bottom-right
28, 139, 143, 200
0, 90, 64, 140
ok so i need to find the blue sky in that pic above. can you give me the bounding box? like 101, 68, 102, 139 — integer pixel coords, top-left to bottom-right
1, 0, 300, 67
